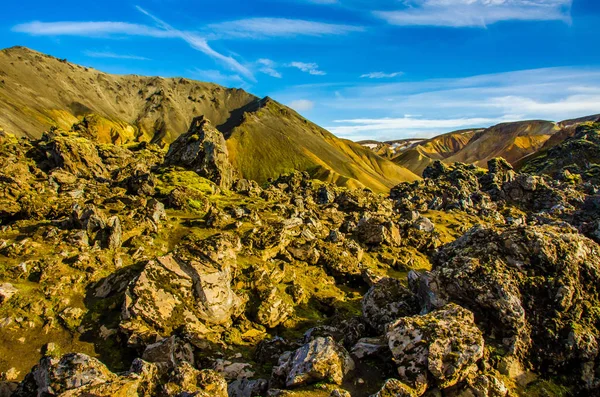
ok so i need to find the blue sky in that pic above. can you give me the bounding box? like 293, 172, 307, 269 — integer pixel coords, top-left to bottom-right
1, 0, 599, 141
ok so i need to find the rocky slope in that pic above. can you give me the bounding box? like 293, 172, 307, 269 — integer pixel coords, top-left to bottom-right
0, 46, 418, 192
1, 117, 600, 396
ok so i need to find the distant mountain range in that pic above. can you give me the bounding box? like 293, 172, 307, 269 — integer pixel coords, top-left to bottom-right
360, 115, 600, 176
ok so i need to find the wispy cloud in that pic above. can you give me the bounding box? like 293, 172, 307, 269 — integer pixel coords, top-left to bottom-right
207, 18, 363, 39
135, 6, 254, 81
12, 21, 175, 37
327, 116, 504, 136
271, 66, 600, 140
361, 71, 404, 79
83, 50, 149, 60
374, 0, 573, 27
13, 8, 254, 82
257, 59, 282, 78
289, 99, 315, 111
288, 62, 326, 76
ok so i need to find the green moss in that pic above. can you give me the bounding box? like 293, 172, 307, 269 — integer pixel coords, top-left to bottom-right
520, 379, 572, 397
155, 168, 216, 196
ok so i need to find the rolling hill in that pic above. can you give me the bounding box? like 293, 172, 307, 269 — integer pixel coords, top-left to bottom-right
0, 46, 418, 191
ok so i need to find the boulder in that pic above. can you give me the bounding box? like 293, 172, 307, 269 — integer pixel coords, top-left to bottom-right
122, 233, 243, 344
426, 224, 600, 389
141, 336, 194, 373
317, 241, 363, 281
165, 116, 236, 189
213, 359, 255, 380
256, 287, 294, 328
163, 362, 228, 397
106, 216, 122, 250
412, 217, 434, 233
362, 278, 420, 333
386, 304, 485, 394
0, 283, 17, 304
57, 359, 158, 397
370, 379, 418, 397
167, 186, 209, 212
13, 353, 117, 396
272, 336, 355, 388
228, 378, 268, 397
356, 216, 401, 246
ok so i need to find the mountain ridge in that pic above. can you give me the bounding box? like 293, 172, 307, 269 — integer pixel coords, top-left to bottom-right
0, 46, 419, 191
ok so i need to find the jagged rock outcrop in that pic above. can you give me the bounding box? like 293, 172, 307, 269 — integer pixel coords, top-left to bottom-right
165, 116, 236, 189
271, 336, 355, 388
521, 122, 600, 185
417, 224, 600, 390
370, 379, 418, 397
37, 130, 109, 179
385, 304, 485, 394
121, 233, 243, 346
362, 277, 420, 333
13, 353, 118, 396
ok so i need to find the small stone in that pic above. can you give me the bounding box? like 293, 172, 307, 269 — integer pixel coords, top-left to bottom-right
0, 283, 18, 304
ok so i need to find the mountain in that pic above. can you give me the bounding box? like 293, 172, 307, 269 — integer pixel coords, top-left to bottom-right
443, 120, 559, 167
357, 138, 425, 159
514, 114, 600, 169
361, 117, 599, 176
224, 97, 418, 190
391, 129, 480, 175
0, 46, 418, 191
0, 46, 257, 143
520, 121, 600, 184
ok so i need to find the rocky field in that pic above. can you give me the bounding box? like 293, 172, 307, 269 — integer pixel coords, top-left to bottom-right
1, 116, 600, 397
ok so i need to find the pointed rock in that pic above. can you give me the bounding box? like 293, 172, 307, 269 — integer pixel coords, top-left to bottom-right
165, 116, 236, 189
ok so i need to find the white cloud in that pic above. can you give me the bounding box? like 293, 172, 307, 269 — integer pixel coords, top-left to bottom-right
12, 21, 175, 37
288, 62, 326, 76
13, 9, 254, 82
289, 99, 315, 111
83, 50, 149, 60
270, 66, 600, 141
374, 0, 572, 27
257, 59, 282, 78
361, 71, 404, 79
135, 7, 254, 81
207, 18, 362, 39
327, 116, 504, 136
